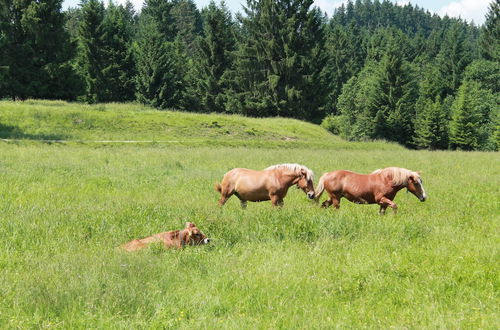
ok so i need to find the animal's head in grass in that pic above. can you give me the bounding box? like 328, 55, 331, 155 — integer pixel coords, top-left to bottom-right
184, 222, 211, 246
216, 163, 314, 207
315, 166, 426, 214
121, 222, 209, 252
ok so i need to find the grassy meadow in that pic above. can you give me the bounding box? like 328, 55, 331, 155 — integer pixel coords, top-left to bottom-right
0, 101, 498, 328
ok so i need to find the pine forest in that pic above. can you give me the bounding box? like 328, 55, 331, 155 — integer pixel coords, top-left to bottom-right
0, 0, 499, 150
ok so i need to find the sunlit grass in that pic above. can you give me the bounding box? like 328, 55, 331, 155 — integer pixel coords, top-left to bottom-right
0, 143, 498, 328
0, 100, 401, 150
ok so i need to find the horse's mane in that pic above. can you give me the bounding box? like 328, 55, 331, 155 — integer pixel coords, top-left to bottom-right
371, 167, 419, 186
265, 163, 314, 180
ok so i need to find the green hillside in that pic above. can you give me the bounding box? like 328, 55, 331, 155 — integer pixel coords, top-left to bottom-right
0, 100, 401, 150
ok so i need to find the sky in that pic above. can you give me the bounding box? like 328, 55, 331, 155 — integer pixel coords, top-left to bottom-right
62, 0, 492, 25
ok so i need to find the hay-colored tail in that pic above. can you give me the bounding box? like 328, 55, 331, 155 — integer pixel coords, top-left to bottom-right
314, 174, 326, 202
215, 183, 222, 193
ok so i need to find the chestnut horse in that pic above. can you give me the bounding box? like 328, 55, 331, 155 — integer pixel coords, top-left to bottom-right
315, 167, 426, 214
215, 163, 315, 207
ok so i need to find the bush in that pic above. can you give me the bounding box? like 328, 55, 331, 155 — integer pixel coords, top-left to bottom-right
321, 115, 342, 135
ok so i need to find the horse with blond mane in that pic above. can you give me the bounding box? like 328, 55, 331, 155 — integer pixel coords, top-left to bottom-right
315, 167, 426, 214
215, 163, 315, 207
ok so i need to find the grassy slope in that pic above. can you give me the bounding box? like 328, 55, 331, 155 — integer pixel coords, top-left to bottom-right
0, 100, 400, 149
0, 101, 498, 328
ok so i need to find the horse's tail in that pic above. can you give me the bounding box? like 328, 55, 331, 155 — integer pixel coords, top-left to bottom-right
314, 174, 326, 202
214, 183, 222, 193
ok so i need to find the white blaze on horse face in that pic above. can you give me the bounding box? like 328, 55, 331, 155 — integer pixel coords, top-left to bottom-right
419, 178, 427, 201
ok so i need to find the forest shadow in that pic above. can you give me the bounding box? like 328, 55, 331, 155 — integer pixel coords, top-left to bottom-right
0, 124, 68, 141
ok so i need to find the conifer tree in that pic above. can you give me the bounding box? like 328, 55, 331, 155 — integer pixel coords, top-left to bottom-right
449, 80, 497, 150
171, 0, 203, 55
134, 6, 179, 109
0, 0, 80, 100
100, 1, 136, 101
337, 63, 380, 141
323, 23, 364, 114
228, 0, 327, 120
413, 97, 448, 149
464, 59, 500, 94
436, 22, 474, 96
193, 1, 236, 113
376, 47, 417, 144
140, 0, 176, 41
337, 32, 417, 146
456, 59, 500, 150
480, 0, 500, 61
77, 0, 107, 102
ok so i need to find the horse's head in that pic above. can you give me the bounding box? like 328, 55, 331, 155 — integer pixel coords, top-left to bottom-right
407, 172, 427, 202
296, 169, 315, 199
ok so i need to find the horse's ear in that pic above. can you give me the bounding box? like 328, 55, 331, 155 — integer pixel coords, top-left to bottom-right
300, 169, 307, 177
185, 222, 196, 228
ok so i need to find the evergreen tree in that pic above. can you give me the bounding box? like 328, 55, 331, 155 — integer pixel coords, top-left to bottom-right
171, 0, 203, 55
65, 6, 82, 40
464, 59, 500, 93
337, 36, 417, 146
417, 61, 448, 101
337, 63, 380, 141
135, 0, 198, 110
227, 0, 327, 120
435, 22, 474, 96
134, 6, 179, 108
323, 23, 365, 114
449, 80, 497, 150
77, 0, 107, 102
0, 0, 81, 100
413, 97, 448, 149
140, 0, 176, 41
376, 48, 417, 144
480, 0, 500, 61
193, 1, 236, 113
100, 1, 136, 101
0, 5, 9, 97
462, 59, 500, 150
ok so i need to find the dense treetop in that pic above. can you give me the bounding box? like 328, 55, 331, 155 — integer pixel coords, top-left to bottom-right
0, 0, 498, 150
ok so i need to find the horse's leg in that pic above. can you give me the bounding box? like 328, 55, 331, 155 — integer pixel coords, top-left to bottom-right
321, 200, 332, 208
331, 193, 341, 209
322, 192, 340, 209
232, 192, 247, 209
270, 194, 283, 207
379, 197, 397, 214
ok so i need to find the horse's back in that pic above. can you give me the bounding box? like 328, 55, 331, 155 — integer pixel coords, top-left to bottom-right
327, 170, 378, 201
222, 167, 277, 201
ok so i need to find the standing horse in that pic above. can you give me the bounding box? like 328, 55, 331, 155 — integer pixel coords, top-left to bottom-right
215, 163, 315, 207
315, 167, 426, 214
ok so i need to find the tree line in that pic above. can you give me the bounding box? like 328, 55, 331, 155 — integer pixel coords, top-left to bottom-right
0, 0, 498, 150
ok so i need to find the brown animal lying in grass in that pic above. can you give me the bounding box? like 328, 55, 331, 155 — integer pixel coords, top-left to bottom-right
121, 222, 210, 252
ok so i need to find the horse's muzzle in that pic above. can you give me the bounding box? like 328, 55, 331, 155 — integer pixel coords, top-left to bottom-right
420, 196, 427, 202
203, 238, 210, 244
307, 192, 315, 199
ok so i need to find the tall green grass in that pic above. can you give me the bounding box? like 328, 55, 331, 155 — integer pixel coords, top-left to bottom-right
0, 143, 498, 328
